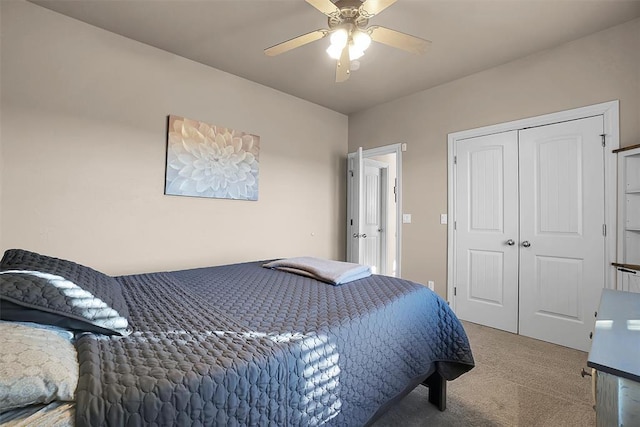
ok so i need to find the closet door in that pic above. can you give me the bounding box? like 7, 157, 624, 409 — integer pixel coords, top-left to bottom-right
454, 131, 519, 332
518, 116, 605, 351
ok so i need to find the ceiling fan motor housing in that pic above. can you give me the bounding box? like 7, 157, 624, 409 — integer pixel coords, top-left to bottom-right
328, 0, 370, 31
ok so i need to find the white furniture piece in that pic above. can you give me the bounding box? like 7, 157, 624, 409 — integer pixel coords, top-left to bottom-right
588, 289, 640, 426
612, 144, 640, 293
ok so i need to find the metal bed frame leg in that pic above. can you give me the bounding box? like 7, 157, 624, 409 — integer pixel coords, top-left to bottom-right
423, 371, 447, 411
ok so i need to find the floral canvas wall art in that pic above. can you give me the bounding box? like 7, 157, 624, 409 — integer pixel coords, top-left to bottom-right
165, 115, 260, 200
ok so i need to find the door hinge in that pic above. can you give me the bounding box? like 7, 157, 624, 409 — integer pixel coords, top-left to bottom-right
602, 224, 606, 236
454, 287, 457, 296
393, 178, 397, 203
349, 170, 354, 177
600, 134, 606, 147
454, 221, 457, 230
350, 219, 353, 226
454, 156, 457, 165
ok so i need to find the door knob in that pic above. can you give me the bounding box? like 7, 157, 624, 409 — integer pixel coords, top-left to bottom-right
506, 239, 515, 246
522, 241, 531, 248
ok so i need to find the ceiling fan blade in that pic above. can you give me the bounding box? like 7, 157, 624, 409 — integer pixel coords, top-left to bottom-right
369, 26, 431, 54
264, 30, 328, 56
360, 0, 397, 17
306, 0, 340, 16
335, 46, 351, 83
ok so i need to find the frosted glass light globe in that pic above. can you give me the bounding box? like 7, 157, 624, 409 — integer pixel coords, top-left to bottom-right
326, 44, 343, 59
330, 29, 348, 48
352, 30, 371, 51
349, 45, 364, 60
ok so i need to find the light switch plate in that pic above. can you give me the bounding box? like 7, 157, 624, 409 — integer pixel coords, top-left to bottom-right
440, 214, 447, 224
402, 214, 412, 224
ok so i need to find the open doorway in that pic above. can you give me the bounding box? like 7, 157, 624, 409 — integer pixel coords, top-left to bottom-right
347, 144, 402, 277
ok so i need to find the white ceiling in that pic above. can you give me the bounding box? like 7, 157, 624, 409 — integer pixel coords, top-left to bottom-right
30, 0, 640, 115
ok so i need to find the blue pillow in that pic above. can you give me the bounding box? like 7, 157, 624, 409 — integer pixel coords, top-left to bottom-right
0, 249, 130, 336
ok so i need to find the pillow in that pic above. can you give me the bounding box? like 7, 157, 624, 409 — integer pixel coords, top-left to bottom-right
0, 249, 130, 319
0, 249, 130, 336
6, 321, 75, 342
0, 270, 130, 336
0, 322, 79, 412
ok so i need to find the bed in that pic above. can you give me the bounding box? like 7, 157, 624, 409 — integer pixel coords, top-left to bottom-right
0, 249, 474, 426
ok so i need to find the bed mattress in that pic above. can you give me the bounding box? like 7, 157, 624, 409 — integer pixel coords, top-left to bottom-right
72, 261, 474, 426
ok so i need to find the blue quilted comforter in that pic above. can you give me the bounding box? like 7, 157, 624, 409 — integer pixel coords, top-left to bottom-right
74, 261, 474, 426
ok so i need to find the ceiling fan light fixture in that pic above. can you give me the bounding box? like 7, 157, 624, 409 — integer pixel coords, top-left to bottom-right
326, 44, 344, 60
266, 0, 430, 82
352, 30, 371, 51
348, 44, 365, 60
329, 28, 349, 48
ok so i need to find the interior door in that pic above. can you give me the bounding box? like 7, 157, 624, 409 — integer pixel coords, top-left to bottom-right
347, 147, 364, 263
348, 145, 402, 275
361, 159, 387, 274
454, 131, 520, 332
518, 116, 605, 351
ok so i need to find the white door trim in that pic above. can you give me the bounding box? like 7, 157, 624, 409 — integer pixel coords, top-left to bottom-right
347, 143, 403, 277
447, 100, 619, 309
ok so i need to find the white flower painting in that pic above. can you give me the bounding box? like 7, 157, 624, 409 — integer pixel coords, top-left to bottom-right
165, 115, 260, 200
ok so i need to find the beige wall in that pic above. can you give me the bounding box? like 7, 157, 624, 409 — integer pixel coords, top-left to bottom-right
0, 1, 348, 275
349, 18, 640, 297
2, 2, 638, 286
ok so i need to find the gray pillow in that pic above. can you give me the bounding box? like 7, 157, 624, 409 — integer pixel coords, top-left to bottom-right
0, 321, 78, 411
0, 249, 130, 336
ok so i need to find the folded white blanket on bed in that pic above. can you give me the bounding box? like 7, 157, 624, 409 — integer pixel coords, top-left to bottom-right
263, 257, 372, 285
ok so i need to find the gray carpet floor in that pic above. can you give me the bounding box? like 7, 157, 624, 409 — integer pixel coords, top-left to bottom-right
373, 321, 596, 426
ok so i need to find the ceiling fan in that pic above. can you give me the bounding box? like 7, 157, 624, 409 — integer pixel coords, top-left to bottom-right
264, 0, 431, 82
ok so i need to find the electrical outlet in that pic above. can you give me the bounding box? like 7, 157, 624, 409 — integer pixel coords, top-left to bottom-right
428, 281, 435, 291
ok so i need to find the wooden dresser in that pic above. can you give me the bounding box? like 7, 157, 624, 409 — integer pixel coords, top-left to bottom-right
587, 289, 640, 426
